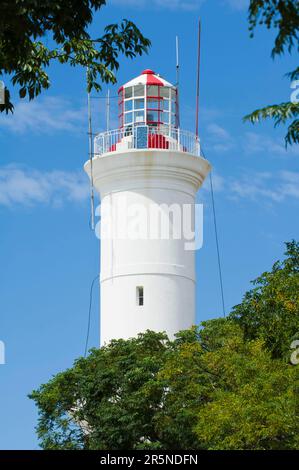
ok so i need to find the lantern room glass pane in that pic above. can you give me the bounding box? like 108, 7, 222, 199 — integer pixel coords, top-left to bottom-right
147, 98, 160, 110
124, 112, 133, 124
160, 123, 170, 133
162, 99, 169, 111
147, 110, 159, 122
134, 98, 144, 110
171, 89, 176, 100
171, 113, 176, 125
124, 87, 133, 99
147, 85, 159, 97
134, 85, 144, 97
160, 87, 170, 98
124, 100, 133, 111
160, 111, 169, 124
134, 111, 144, 123
171, 100, 176, 111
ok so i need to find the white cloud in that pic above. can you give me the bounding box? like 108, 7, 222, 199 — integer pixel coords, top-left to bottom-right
0, 165, 89, 207
206, 123, 235, 152
200, 107, 224, 123
202, 167, 299, 204
1, 164, 298, 210
242, 132, 299, 157
202, 120, 299, 158
280, 171, 299, 199
110, 0, 204, 10
111, 0, 246, 10
229, 170, 299, 203
230, 172, 282, 202
224, 0, 248, 11
207, 123, 231, 140
0, 96, 85, 134
210, 172, 225, 192
202, 171, 225, 193
154, 0, 203, 9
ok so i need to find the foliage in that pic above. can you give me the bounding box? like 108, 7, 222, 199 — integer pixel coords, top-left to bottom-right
195, 332, 298, 450
244, 102, 299, 146
30, 331, 169, 450
230, 240, 299, 359
244, 0, 299, 146
30, 242, 299, 449
248, 0, 299, 57
0, 1, 150, 113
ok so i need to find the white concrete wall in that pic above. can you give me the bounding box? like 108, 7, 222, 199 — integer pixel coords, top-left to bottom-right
84, 149, 210, 344
101, 275, 194, 344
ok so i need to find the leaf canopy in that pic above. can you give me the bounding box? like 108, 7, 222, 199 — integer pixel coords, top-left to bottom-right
0, 1, 150, 113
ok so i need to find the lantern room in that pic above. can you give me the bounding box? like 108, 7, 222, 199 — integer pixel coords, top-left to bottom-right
94, 69, 201, 156
118, 69, 178, 130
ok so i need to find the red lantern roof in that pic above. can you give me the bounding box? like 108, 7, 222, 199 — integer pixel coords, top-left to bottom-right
118, 70, 174, 92
142, 69, 155, 74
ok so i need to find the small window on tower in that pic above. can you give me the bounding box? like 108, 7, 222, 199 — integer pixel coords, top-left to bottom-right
136, 286, 144, 306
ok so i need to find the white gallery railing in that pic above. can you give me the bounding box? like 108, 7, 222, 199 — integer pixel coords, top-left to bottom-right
94, 125, 203, 157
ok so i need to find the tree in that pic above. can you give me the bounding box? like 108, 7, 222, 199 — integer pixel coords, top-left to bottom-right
30, 331, 169, 450
30, 324, 299, 450
244, 0, 299, 146
157, 320, 298, 450
0, 1, 150, 113
194, 328, 298, 450
30, 242, 299, 450
230, 240, 299, 360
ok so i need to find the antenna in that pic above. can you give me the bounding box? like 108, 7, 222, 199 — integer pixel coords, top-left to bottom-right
87, 69, 95, 231
176, 35, 180, 86
195, 18, 201, 139
175, 35, 180, 128
106, 89, 110, 132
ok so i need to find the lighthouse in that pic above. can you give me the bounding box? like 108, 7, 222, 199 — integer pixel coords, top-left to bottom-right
84, 69, 211, 345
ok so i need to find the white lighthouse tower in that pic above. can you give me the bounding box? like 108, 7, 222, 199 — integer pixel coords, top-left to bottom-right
84, 69, 211, 345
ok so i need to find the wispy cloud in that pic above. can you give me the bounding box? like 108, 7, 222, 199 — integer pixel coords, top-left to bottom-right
0, 165, 89, 207
214, 170, 299, 203
230, 172, 283, 202
0, 96, 85, 135
111, 0, 247, 10
205, 123, 235, 152
224, 0, 248, 11
200, 107, 224, 123
279, 171, 299, 199
1, 164, 298, 209
110, 0, 204, 10
242, 131, 299, 157
202, 115, 299, 158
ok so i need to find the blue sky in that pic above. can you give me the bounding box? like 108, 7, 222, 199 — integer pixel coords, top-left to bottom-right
0, 0, 298, 449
